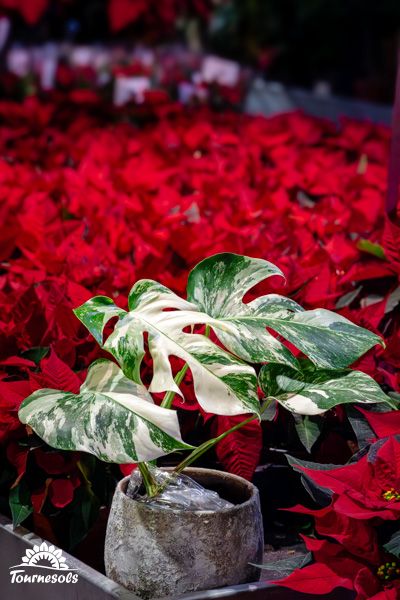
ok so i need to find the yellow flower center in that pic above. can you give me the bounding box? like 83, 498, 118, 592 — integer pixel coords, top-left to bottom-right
377, 562, 400, 581
382, 488, 400, 502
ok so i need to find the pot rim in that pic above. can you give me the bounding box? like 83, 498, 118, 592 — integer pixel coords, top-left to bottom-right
116, 466, 259, 516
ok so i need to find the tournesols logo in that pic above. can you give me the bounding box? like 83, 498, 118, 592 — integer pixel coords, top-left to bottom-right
9, 541, 78, 584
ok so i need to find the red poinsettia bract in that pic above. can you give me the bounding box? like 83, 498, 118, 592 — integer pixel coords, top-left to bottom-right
294, 436, 400, 521
278, 535, 400, 600
278, 437, 400, 599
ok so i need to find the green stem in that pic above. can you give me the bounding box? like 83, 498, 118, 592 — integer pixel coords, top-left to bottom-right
174, 399, 272, 475
138, 462, 161, 497
160, 363, 189, 409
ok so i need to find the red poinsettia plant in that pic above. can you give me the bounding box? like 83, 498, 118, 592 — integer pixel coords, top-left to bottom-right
272, 434, 400, 599
0, 95, 400, 550
0, 0, 211, 30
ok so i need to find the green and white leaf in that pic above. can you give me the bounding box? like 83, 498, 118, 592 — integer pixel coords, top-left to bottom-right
76, 283, 260, 417
388, 391, 400, 408
259, 361, 394, 416
187, 253, 301, 367
187, 253, 383, 369
18, 360, 193, 463
73, 253, 383, 417
187, 252, 285, 316
74, 296, 126, 345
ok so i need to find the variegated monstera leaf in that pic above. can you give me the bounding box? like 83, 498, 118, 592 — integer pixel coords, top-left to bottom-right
75, 283, 260, 417
18, 360, 193, 463
75, 253, 383, 418
259, 361, 394, 416
187, 253, 383, 370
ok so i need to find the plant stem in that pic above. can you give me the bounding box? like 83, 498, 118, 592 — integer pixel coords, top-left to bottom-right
137, 462, 161, 497
160, 363, 189, 409
174, 399, 272, 475
146, 328, 215, 494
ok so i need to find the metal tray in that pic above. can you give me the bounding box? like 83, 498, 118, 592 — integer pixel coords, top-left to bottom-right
0, 515, 354, 600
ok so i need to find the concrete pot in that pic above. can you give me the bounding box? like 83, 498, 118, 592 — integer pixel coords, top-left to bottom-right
104, 467, 264, 599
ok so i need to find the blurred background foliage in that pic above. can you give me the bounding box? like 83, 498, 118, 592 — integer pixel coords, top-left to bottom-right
4, 0, 400, 101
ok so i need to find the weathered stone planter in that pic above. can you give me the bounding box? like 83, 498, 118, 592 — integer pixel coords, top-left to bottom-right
105, 467, 264, 599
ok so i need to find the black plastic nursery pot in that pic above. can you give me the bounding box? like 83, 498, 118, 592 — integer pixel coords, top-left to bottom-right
0, 512, 354, 600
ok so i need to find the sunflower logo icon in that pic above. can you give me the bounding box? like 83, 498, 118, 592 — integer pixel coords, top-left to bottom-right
11, 541, 71, 570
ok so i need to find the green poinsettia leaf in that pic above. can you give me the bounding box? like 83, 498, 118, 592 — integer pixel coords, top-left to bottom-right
285, 454, 337, 504
345, 406, 375, 451
18, 360, 193, 463
69, 485, 100, 549
75, 281, 260, 417
21, 346, 49, 364
357, 239, 385, 259
251, 552, 312, 574
384, 530, 400, 559
187, 253, 383, 369
286, 454, 340, 473
261, 399, 278, 421
259, 361, 394, 416
294, 415, 322, 452
9, 480, 33, 527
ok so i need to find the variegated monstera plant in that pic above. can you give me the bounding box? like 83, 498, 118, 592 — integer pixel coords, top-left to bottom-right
19, 253, 394, 496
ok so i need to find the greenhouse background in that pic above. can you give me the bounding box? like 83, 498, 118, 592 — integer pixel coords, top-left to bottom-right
0, 2, 400, 600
